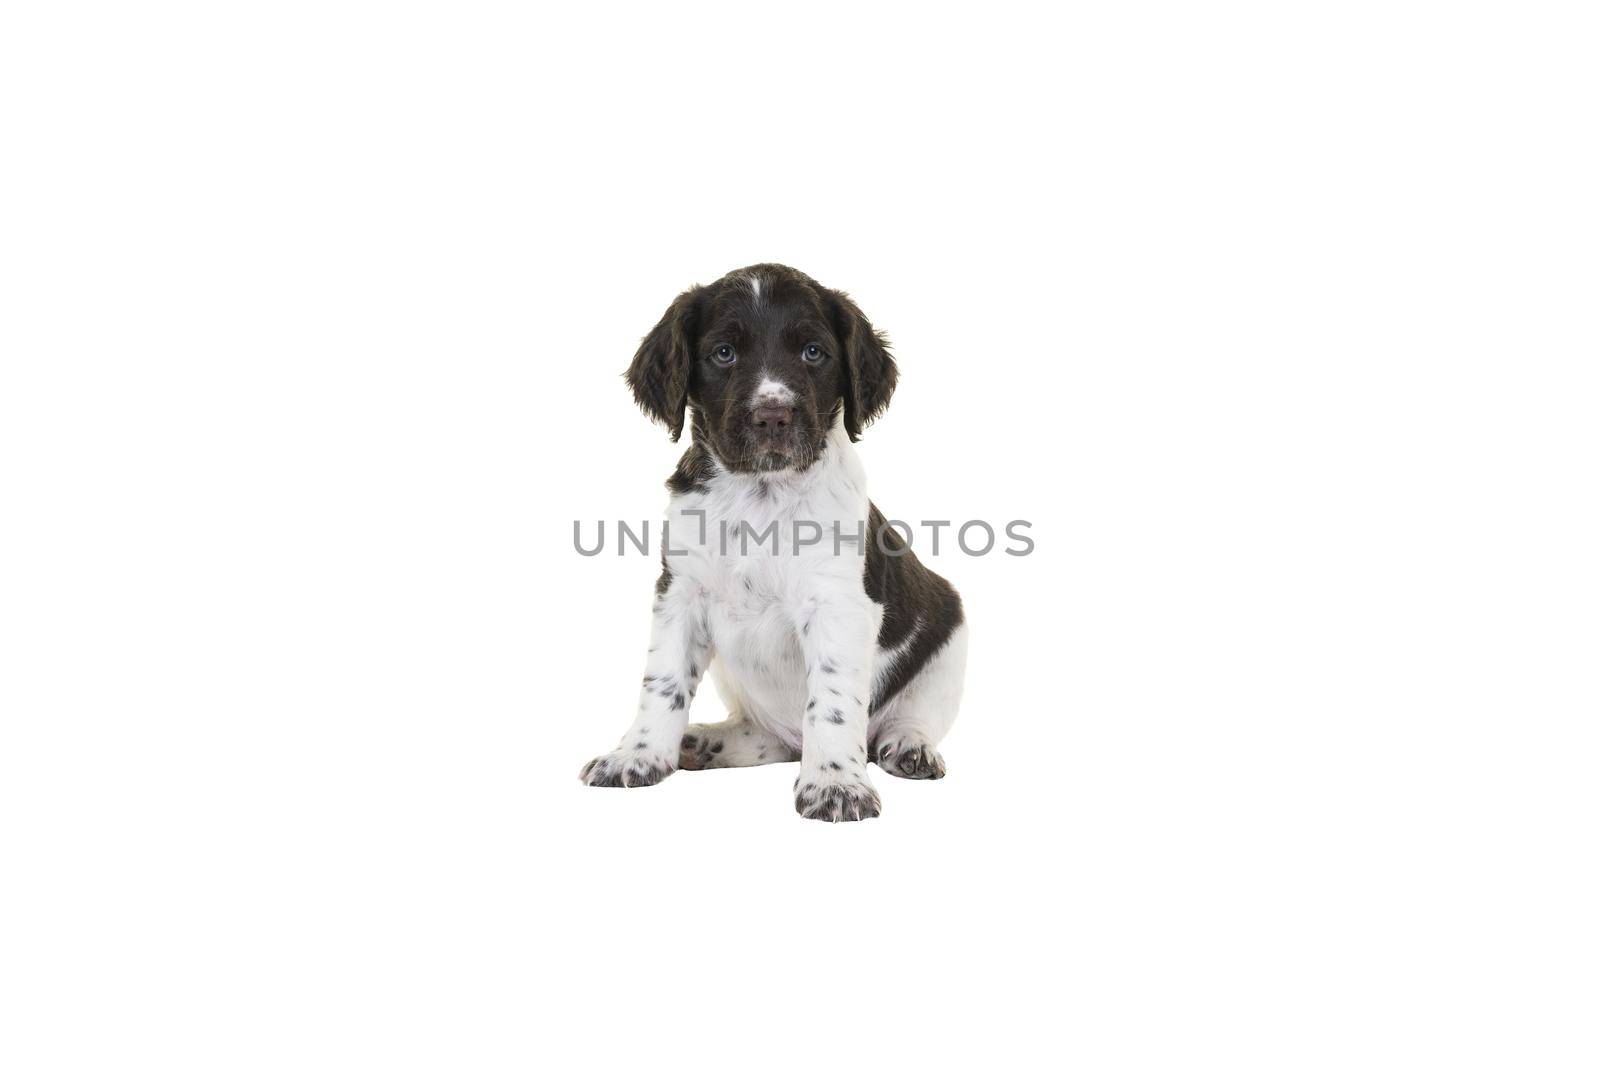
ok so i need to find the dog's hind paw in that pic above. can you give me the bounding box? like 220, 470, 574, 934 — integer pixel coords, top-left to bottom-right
874, 737, 946, 780
678, 730, 723, 770
580, 748, 674, 788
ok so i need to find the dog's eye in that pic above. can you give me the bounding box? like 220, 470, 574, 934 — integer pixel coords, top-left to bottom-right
710, 345, 736, 366
802, 343, 826, 364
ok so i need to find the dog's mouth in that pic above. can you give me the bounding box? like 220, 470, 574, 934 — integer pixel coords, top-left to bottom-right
750, 445, 802, 472
753, 431, 797, 458
717, 427, 822, 473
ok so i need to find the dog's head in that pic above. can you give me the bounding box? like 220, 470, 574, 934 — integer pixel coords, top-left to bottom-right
625, 264, 897, 473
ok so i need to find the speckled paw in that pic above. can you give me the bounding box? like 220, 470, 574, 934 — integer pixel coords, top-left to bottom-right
794, 773, 881, 822
580, 749, 674, 788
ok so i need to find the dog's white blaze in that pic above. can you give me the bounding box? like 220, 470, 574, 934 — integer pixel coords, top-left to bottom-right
753, 377, 794, 406
747, 274, 762, 300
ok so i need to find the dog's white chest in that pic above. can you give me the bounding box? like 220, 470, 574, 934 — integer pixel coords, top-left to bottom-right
663, 428, 876, 740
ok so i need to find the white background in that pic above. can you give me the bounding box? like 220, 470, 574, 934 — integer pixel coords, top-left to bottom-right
2, 2, 1596, 1064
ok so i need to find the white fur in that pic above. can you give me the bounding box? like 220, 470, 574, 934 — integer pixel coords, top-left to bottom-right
661, 422, 873, 759
583, 422, 965, 816
752, 377, 794, 407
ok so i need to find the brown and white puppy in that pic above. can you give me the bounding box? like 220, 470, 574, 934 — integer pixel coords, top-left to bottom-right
580, 264, 966, 821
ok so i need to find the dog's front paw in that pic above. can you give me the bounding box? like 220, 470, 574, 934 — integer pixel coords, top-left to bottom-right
579, 747, 674, 788
793, 766, 881, 822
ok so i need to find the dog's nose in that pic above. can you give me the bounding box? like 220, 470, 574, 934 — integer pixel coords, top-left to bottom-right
752, 404, 793, 429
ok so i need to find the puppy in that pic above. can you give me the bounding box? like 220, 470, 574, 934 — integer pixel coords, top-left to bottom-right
580, 264, 967, 821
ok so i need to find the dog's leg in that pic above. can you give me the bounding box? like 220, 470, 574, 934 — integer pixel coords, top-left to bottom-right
579, 574, 711, 788
871, 622, 967, 780
678, 718, 799, 770
790, 597, 882, 821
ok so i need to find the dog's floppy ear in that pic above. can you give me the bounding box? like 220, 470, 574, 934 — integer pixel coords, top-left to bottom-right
625, 286, 702, 441
828, 288, 898, 441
